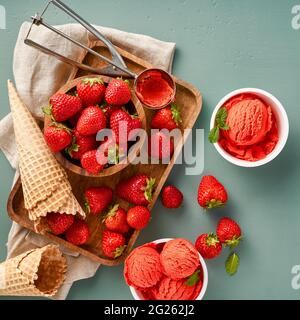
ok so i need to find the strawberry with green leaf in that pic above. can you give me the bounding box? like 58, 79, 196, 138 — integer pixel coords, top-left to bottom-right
151, 103, 182, 131
101, 230, 126, 259
195, 233, 222, 259
44, 122, 73, 152
216, 217, 242, 248
103, 204, 130, 234
209, 107, 229, 143
77, 78, 106, 107
197, 175, 228, 209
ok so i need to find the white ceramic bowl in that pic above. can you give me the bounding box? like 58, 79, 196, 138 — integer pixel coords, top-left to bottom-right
129, 238, 208, 300
210, 88, 289, 167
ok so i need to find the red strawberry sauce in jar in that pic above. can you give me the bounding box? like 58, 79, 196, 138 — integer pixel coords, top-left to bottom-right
134, 69, 176, 109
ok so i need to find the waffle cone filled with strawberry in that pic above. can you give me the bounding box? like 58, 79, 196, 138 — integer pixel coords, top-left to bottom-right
7, 80, 85, 232
0, 245, 67, 297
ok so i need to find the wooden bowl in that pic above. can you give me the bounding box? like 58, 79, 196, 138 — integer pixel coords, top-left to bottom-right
44, 75, 147, 178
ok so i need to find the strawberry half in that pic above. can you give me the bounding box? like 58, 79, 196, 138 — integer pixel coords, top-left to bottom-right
197, 175, 228, 209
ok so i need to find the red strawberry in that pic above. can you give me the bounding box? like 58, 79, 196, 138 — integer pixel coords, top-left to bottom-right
195, 233, 222, 259
197, 175, 228, 209
77, 78, 106, 107
43, 93, 82, 122
101, 104, 121, 119
216, 217, 242, 248
66, 130, 97, 160
84, 186, 113, 215
44, 123, 72, 152
103, 204, 130, 234
81, 149, 107, 175
46, 212, 74, 235
148, 131, 174, 160
151, 104, 182, 131
105, 78, 131, 106
65, 219, 90, 245
127, 206, 151, 230
110, 110, 141, 144
76, 106, 106, 136
101, 230, 126, 259
116, 174, 155, 206
161, 185, 183, 208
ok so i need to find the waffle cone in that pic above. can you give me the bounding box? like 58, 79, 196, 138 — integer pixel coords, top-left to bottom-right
0, 245, 67, 297
7, 80, 85, 228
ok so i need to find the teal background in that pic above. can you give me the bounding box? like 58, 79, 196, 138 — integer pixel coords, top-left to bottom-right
0, 0, 299, 300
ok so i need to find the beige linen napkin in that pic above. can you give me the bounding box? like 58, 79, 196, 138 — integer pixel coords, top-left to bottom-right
0, 22, 175, 300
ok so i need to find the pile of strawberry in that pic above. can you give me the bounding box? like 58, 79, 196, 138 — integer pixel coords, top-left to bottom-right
45, 173, 156, 258
43, 77, 142, 174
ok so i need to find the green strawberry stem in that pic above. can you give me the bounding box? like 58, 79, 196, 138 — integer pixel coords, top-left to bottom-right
114, 245, 127, 258
206, 199, 224, 209
144, 178, 156, 202
102, 204, 119, 223
65, 136, 79, 157
82, 78, 104, 85
225, 236, 243, 249
171, 103, 182, 125
206, 233, 220, 247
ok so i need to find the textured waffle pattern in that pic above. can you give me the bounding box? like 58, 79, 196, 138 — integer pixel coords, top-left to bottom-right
0, 245, 67, 297
7, 80, 85, 231
8, 81, 66, 210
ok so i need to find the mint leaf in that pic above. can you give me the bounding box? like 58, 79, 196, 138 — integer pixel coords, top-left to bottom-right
215, 107, 228, 128
185, 270, 200, 286
225, 252, 239, 276
208, 126, 220, 143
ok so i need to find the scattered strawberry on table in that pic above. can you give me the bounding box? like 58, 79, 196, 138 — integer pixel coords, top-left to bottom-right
161, 185, 183, 208
195, 233, 222, 259
197, 175, 228, 209
84, 186, 113, 215
101, 230, 126, 259
116, 174, 156, 206
216, 217, 242, 248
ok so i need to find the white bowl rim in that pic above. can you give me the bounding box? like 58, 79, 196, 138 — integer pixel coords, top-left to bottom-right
210, 88, 289, 167
129, 237, 208, 300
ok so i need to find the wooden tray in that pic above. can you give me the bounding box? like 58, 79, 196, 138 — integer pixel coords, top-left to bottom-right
7, 41, 202, 266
